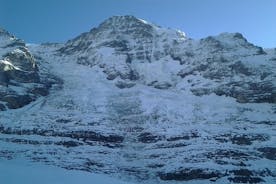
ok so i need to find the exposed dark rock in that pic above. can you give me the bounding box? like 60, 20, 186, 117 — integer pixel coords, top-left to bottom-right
115, 81, 136, 89
177, 67, 195, 78
125, 54, 132, 63
55, 119, 72, 123
1, 95, 33, 109
147, 164, 164, 168
257, 147, 276, 160
228, 176, 264, 183
191, 88, 213, 96
159, 168, 223, 181
0, 137, 47, 145
171, 54, 184, 64
101, 40, 129, 52
204, 149, 252, 161
192, 81, 275, 104
148, 81, 172, 90
76, 56, 91, 66
269, 57, 276, 61
230, 61, 252, 76
103, 69, 118, 80
119, 69, 139, 81
0, 103, 6, 111
230, 134, 269, 145
233, 33, 244, 39
0, 71, 9, 86
8, 70, 40, 83
0, 126, 124, 144
56, 141, 83, 148
255, 121, 276, 125
200, 36, 224, 52
255, 47, 267, 55
230, 169, 253, 177
84, 159, 104, 168
167, 132, 199, 141
214, 133, 269, 145
228, 169, 264, 183
138, 132, 162, 143
152, 142, 188, 149
29, 86, 49, 96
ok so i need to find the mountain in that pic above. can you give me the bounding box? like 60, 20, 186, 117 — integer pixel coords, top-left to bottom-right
0, 16, 275, 184
59, 15, 275, 103
0, 28, 59, 110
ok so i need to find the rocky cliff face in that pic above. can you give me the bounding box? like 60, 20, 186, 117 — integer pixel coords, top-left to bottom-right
0, 28, 59, 110
0, 16, 275, 184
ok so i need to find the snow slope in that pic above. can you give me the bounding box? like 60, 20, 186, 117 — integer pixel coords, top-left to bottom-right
0, 158, 133, 184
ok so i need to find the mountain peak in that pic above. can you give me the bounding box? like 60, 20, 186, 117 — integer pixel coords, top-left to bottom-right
100, 15, 153, 26
61, 15, 186, 55
103, 15, 140, 21
0, 28, 14, 38
216, 32, 247, 41
95, 15, 158, 34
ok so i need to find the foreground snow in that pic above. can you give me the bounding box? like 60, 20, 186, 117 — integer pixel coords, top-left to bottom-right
0, 158, 133, 184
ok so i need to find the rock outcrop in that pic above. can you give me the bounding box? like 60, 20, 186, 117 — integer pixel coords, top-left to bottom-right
0, 28, 58, 110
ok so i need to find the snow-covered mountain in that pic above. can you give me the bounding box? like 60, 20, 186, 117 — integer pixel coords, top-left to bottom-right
59, 15, 275, 103
0, 16, 275, 184
0, 28, 59, 110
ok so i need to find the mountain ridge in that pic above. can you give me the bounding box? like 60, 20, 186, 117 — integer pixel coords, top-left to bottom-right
56, 15, 275, 104
0, 15, 275, 110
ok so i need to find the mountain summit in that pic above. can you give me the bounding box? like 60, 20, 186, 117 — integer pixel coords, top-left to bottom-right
60, 15, 186, 55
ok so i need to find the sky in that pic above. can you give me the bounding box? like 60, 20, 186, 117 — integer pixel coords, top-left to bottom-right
0, 0, 275, 48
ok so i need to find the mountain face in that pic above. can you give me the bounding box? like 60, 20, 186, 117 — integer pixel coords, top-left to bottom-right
59, 16, 275, 104
0, 16, 276, 184
0, 29, 59, 110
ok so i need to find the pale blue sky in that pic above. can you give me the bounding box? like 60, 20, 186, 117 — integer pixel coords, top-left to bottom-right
0, 0, 275, 48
